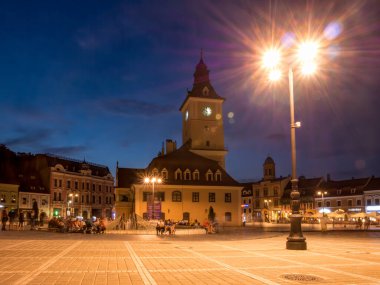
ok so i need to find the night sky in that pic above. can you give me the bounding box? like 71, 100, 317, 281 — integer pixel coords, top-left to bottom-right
1, 1, 379, 181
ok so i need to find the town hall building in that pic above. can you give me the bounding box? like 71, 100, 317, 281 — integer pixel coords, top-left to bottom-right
115, 53, 243, 226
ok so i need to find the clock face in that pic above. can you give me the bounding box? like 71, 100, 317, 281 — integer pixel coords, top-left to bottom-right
202, 106, 212, 117
185, 110, 189, 121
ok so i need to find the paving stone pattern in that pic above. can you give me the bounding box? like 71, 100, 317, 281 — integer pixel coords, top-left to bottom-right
0, 230, 379, 284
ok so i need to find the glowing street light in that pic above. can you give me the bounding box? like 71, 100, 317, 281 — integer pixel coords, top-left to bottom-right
262, 40, 320, 250
144, 176, 162, 220
317, 191, 328, 217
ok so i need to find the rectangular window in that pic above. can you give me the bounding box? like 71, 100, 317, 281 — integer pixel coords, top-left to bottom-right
348, 199, 353, 207
192, 192, 199, 202
54, 179, 57, 187
156, 192, 165, 202
337, 200, 342, 207
367, 199, 371, 206
255, 190, 260, 197
225, 212, 232, 222
86, 195, 89, 203
92, 184, 95, 191
75, 181, 78, 190
274, 198, 279, 207
54, 192, 57, 201
255, 199, 260, 208
225, 193, 231, 203
67, 180, 71, 189
143, 192, 150, 202
274, 187, 278, 196
263, 188, 268, 197
92, 195, 95, 203
317, 201, 322, 207
356, 199, 361, 206
81, 195, 84, 203
98, 185, 102, 192
58, 193, 61, 201
82, 182, 85, 190
59, 180, 62, 187
86, 183, 89, 190
209, 192, 215, 202
375, 199, 380, 205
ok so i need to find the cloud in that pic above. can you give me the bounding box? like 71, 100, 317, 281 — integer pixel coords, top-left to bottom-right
42, 146, 89, 156
3, 129, 52, 148
101, 98, 174, 117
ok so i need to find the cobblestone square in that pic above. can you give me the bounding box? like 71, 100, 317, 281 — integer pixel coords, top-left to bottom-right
0, 229, 379, 284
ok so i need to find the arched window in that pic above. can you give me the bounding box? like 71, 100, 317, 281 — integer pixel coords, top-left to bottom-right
215, 170, 222, 182
172, 191, 182, 202
206, 169, 213, 181
184, 169, 191, 180
161, 168, 168, 179
175, 169, 182, 180
193, 169, 200, 180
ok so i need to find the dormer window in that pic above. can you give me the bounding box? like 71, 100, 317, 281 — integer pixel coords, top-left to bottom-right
206, 169, 213, 181
215, 170, 222, 182
337, 189, 342, 195
351, 188, 356, 194
152, 168, 159, 176
184, 169, 191, 180
193, 169, 200, 180
175, 169, 182, 180
161, 168, 168, 180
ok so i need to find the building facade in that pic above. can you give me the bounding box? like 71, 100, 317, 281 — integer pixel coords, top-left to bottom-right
45, 156, 114, 219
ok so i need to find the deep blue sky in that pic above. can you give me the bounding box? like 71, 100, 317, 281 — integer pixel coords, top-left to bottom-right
1, 0, 379, 181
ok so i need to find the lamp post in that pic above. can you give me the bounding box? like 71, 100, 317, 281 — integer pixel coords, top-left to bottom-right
262, 41, 319, 250
68, 193, 79, 217
67, 200, 72, 218
264, 199, 272, 222
317, 191, 328, 216
144, 177, 162, 220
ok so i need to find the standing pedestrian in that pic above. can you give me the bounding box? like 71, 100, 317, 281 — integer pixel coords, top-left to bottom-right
1, 208, 8, 231
18, 211, 24, 230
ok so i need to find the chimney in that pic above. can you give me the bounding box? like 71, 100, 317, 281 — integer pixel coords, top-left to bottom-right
165, 139, 177, 154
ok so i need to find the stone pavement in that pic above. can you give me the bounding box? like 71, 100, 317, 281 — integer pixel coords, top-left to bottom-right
0, 229, 379, 285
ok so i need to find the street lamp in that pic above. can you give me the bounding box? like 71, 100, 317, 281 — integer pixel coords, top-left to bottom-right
262, 40, 319, 250
264, 199, 272, 223
68, 193, 79, 217
67, 200, 72, 218
317, 191, 328, 216
144, 176, 162, 220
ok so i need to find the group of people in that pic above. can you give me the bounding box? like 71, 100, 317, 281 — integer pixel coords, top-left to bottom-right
48, 216, 107, 234
357, 217, 371, 230
1, 208, 25, 231
156, 219, 175, 235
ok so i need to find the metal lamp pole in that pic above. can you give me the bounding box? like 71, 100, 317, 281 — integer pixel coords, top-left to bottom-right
286, 67, 307, 250
144, 177, 162, 220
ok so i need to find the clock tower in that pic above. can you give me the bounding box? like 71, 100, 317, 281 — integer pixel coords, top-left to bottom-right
179, 52, 228, 168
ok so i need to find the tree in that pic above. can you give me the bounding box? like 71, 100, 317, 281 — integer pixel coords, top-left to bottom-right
208, 206, 215, 222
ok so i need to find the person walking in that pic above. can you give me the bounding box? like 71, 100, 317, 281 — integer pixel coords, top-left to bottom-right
1, 208, 8, 231
18, 211, 24, 230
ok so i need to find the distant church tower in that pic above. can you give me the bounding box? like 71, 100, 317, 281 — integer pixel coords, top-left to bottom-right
263, 156, 276, 181
179, 52, 228, 168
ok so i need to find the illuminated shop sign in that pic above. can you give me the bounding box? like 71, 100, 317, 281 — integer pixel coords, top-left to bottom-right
366, 206, 380, 211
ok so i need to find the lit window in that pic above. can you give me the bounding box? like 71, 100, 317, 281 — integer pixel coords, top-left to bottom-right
172, 191, 182, 202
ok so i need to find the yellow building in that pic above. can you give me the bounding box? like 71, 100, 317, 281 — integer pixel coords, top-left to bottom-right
115, 53, 243, 226
0, 183, 18, 211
